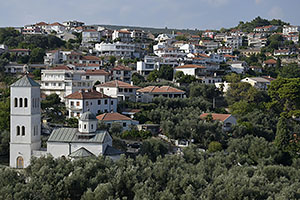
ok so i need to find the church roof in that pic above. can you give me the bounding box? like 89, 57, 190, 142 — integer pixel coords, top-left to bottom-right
80, 111, 97, 121
69, 147, 95, 158
104, 146, 123, 156
11, 75, 40, 87
48, 128, 110, 143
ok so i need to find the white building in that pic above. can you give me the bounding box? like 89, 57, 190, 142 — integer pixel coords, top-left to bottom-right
10, 76, 122, 168
82, 29, 101, 47
137, 86, 185, 103
65, 89, 117, 118
112, 29, 132, 43
174, 64, 206, 78
97, 112, 138, 131
81, 69, 110, 85
200, 113, 237, 131
136, 56, 160, 75
228, 61, 248, 74
111, 65, 132, 83
95, 42, 135, 58
224, 35, 243, 49
95, 80, 140, 102
10, 76, 42, 168
217, 47, 233, 55
241, 77, 271, 90
283, 25, 300, 35
41, 66, 93, 101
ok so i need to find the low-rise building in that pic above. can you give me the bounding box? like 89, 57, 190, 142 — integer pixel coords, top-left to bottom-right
96, 112, 139, 131
174, 64, 206, 78
81, 69, 110, 85
65, 89, 117, 118
228, 61, 248, 74
111, 65, 132, 83
241, 77, 272, 90
82, 29, 101, 47
263, 59, 277, 68
137, 86, 185, 103
200, 113, 237, 131
95, 80, 140, 102
112, 29, 132, 43
95, 42, 135, 58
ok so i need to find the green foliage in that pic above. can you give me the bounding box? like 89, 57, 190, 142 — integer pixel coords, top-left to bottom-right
29, 47, 45, 63
0, 130, 9, 156
132, 72, 145, 85
175, 71, 197, 84
147, 70, 159, 82
139, 138, 169, 161
32, 69, 41, 80
121, 128, 151, 140
208, 141, 223, 153
157, 65, 174, 81
66, 118, 78, 128
41, 94, 61, 109
108, 56, 116, 65
279, 63, 300, 78
109, 122, 123, 135
224, 73, 241, 83
175, 35, 188, 41
237, 16, 288, 32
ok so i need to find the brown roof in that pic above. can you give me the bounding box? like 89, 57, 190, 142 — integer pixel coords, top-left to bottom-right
36, 22, 48, 26
9, 49, 30, 52
111, 65, 132, 71
85, 69, 110, 76
49, 22, 64, 26
73, 63, 100, 67
200, 113, 231, 122
96, 80, 140, 89
264, 59, 277, 64
175, 64, 206, 69
50, 65, 71, 70
81, 56, 101, 61
97, 112, 131, 121
137, 86, 185, 94
83, 29, 97, 32
65, 89, 112, 99
118, 30, 131, 34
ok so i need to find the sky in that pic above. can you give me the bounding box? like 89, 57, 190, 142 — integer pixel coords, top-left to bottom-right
0, 0, 299, 30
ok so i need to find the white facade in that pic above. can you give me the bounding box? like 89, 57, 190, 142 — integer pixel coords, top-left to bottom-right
10, 76, 41, 168
241, 77, 271, 90
82, 30, 101, 44
112, 30, 132, 43
95, 42, 135, 58
283, 25, 300, 35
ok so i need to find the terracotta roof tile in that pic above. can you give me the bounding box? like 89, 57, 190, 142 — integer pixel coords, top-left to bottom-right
85, 69, 110, 76
81, 55, 101, 61
50, 65, 71, 70
97, 112, 131, 121
264, 59, 277, 64
200, 113, 231, 122
65, 89, 112, 99
111, 65, 132, 71
96, 80, 140, 89
175, 64, 206, 69
137, 86, 185, 94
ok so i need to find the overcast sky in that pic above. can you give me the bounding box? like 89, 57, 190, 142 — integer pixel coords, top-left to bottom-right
0, 0, 299, 29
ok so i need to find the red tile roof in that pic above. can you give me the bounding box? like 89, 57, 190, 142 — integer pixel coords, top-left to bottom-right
118, 30, 131, 34
200, 113, 231, 122
111, 65, 132, 71
49, 22, 64, 26
97, 112, 131, 121
96, 80, 140, 89
264, 59, 277, 64
85, 69, 110, 76
50, 65, 71, 70
65, 89, 112, 99
175, 64, 206, 69
36, 22, 48, 26
81, 55, 101, 61
83, 29, 98, 32
137, 86, 185, 94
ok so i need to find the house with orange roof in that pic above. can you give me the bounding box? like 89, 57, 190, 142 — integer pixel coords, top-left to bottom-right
65, 89, 117, 118
95, 80, 140, 102
111, 65, 132, 83
200, 113, 237, 131
174, 64, 206, 78
263, 59, 277, 68
97, 112, 139, 131
137, 86, 186, 103
45, 22, 66, 34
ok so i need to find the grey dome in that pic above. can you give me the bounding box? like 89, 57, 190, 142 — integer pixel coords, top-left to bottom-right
80, 111, 96, 121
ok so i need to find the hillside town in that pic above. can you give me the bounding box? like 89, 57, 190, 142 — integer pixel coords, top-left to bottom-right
1, 15, 300, 199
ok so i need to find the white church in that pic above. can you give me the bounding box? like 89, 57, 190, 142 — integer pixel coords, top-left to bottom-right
10, 76, 122, 168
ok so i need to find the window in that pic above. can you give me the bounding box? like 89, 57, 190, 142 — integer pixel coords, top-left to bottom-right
71, 101, 74, 106
86, 76, 90, 80
91, 124, 94, 129
17, 126, 20, 136
76, 101, 80, 106
129, 89, 133, 92
98, 100, 101, 105
19, 98, 23, 107
118, 88, 123, 92
21, 126, 25, 136
84, 124, 86, 129
111, 100, 114, 105
24, 98, 28, 107
104, 100, 108, 104
14, 98, 18, 107
86, 101, 89, 106
123, 122, 126, 127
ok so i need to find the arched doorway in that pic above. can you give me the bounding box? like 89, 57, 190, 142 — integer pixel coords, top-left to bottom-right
16, 156, 24, 168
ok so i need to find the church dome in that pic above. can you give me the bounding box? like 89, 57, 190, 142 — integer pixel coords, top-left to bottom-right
80, 111, 97, 121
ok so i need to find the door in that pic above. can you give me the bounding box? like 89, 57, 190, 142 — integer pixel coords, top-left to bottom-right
16, 156, 24, 168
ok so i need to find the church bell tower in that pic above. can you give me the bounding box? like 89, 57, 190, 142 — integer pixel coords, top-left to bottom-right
10, 76, 41, 168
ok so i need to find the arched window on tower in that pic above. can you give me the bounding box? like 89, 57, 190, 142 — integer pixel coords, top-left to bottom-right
16, 126, 20, 136
19, 98, 23, 107
24, 98, 28, 107
14, 98, 18, 107
21, 126, 25, 136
